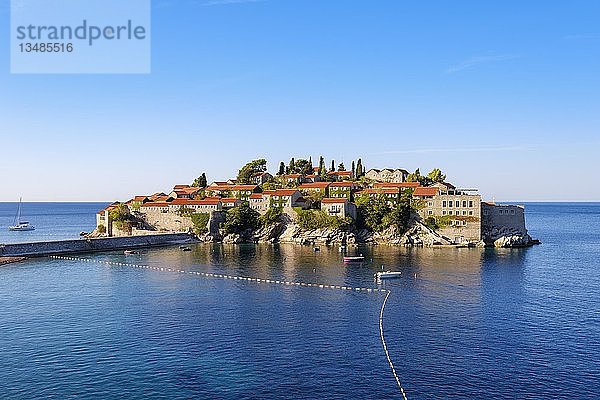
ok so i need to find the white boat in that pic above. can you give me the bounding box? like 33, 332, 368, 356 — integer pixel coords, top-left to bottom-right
8, 198, 35, 231
375, 271, 402, 280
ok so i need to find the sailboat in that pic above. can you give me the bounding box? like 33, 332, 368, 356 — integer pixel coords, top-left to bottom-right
9, 198, 35, 231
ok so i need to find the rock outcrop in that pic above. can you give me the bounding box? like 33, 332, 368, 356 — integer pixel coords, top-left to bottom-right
482, 226, 537, 248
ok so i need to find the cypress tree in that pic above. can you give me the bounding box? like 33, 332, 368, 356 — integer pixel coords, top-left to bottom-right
331, 160, 335, 172
351, 161, 356, 178
278, 162, 285, 175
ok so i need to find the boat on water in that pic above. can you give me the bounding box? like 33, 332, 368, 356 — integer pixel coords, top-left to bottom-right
124, 250, 139, 255
343, 256, 365, 263
8, 198, 35, 231
375, 271, 402, 280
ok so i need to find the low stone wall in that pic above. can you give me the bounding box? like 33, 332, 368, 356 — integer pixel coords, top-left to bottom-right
0, 233, 196, 258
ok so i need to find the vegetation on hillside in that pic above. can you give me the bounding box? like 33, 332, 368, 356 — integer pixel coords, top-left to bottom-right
222, 203, 261, 234
237, 159, 267, 184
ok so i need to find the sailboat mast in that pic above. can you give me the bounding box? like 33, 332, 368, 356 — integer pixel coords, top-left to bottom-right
16, 197, 22, 224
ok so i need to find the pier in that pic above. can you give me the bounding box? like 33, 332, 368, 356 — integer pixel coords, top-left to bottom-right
0, 233, 197, 258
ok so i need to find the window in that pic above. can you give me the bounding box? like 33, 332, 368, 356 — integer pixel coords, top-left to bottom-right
463, 201, 467, 207
469, 201, 473, 208
469, 211, 473, 216
443, 201, 447, 207
511, 210, 515, 215
443, 211, 447, 215
428, 202, 433, 207
463, 211, 467, 216
428, 211, 433, 215
449, 211, 453, 215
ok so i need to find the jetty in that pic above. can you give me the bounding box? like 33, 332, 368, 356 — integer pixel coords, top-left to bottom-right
0, 233, 197, 258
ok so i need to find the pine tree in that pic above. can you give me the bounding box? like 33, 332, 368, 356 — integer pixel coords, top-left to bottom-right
309, 156, 312, 167
356, 158, 363, 178
331, 160, 335, 172
278, 162, 285, 175
351, 161, 356, 178
318, 156, 325, 176
289, 158, 295, 174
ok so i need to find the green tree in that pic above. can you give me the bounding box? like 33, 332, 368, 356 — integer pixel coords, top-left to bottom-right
330, 160, 335, 171
351, 161, 356, 178
356, 158, 364, 178
381, 198, 412, 233
278, 162, 285, 175
259, 207, 282, 227
318, 156, 326, 177
406, 168, 422, 183
292, 158, 313, 175
308, 156, 312, 167
288, 158, 295, 174
356, 194, 392, 232
222, 203, 261, 234
237, 159, 267, 184
427, 168, 446, 183
338, 162, 345, 171
191, 213, 210, 235
192, 172, 207, 188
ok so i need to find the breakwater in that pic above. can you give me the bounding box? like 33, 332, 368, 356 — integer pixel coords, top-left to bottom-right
0, 233, 196, 258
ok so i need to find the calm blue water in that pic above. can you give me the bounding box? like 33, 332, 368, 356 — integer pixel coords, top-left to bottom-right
0, 202, 107, 244
0, 203, 599, 399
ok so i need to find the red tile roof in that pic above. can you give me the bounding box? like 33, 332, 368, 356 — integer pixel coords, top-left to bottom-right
373, 182, 421, 189
299, 182, 331, 189
328, 171, 352, 176
284, 174, 302, 179
221, 197, 241, 203
269, 189, 299, 196
413, 187, 439, 197
228, 185, 260, 191
249, 193, 264, 199
363, 188, 400, 194
169, 198, 221, 206
329, 181, 354, 187
322, 198, 348, 204
140, 202, 171, 208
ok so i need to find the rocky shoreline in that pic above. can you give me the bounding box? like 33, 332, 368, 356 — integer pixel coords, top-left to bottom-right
0, 257, 27, 266
196, 214, 539, 248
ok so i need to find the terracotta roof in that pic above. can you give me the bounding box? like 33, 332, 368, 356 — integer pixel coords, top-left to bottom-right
322, 198, 348, 204
173, 184, 190, 190
373, 182, 420, 189
209, 182, 231, 187
249, 193, 264, 199
328, 171, 352, 176
170, 198, 221, 206
97, 202, 120, 214
299, 182, 331, 189
221, 197, 241, 203
140, 202, 171, 208
269, 189, 299, 196
329, 181, 354, 187
228, 185, 260, 191
413, 187, 439, 197
363, 188, 400, 195
284, 174, 302, 179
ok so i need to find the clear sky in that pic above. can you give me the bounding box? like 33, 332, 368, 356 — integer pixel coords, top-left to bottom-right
1, 0, 599, 202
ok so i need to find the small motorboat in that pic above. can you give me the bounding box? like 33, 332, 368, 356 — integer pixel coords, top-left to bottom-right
124, 250, 139, 255
343, 256, 365, 263
181, 247, 192, 252
375, 271, 402, 280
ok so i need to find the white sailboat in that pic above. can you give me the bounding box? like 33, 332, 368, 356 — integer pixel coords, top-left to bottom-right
9, 198, 35, 231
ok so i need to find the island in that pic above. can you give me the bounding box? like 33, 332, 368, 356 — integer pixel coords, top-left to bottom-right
93, 157, 539, 248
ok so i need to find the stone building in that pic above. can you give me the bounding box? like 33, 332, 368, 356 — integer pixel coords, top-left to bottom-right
365, 168, 409, 183
328, 181, 357, 200
413, 186, 482, 244
298, 182, 331, 197
321, 198, 357, 220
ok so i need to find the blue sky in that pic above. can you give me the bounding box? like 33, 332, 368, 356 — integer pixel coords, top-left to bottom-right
1, 0, 599, 201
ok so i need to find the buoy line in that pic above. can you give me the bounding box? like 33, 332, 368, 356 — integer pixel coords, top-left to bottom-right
49, 254, 409, 397
380, 290, 409, 399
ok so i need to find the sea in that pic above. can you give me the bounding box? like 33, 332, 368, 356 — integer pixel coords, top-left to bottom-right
0, 202, 599, 399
